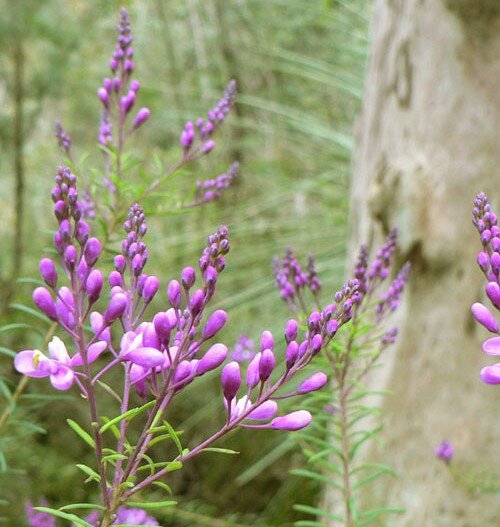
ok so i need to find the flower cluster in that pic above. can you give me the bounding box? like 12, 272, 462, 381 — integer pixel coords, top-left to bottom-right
471, 193, 500, 384
180, 80, 237, 159
55, 121, 71, 155
96, 8, 150, 150
273, 249, 322, 311
194, 162, 239, 205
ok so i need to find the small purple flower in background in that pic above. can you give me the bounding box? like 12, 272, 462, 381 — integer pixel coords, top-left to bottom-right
435, 440, 454, 464
83, 507, 158, 526
194, 162, 239, 205
231, 334, 256, 362
55, 121, 71, 155
180, 80, 237, 159
471, 192, 500, 385
25, 500, 56, 527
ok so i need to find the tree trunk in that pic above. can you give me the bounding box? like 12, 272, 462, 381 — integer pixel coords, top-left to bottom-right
346, 0, 500, 524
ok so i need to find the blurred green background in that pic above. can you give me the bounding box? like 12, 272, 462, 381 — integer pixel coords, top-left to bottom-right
0, 0, 370, 524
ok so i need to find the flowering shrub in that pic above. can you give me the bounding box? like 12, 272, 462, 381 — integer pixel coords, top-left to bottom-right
6, 7, 372, 527
276, 233, 410, 527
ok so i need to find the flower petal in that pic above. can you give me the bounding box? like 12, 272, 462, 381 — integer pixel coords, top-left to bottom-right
480, 364, 500, 385
14, 350, 51, 378
70, 341, 108, 367
50, 365, 75, 390
48, 336, 70, 364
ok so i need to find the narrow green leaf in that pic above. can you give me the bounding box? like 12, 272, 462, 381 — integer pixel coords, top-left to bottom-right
75, 464, 101, 482
34, 507, 94, 527
67, 419, 95, 448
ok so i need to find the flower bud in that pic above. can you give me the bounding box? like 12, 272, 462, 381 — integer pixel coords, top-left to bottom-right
33, 287, 57, 320
486, 282, 500, 309
181, 266, 196, 289
39, 258, 58, 288
84, 237, 102, 266
97, 87, 110, 107
271, 410, 312, 431
109, 271, 123, 288
311, 334, 323, 354
259, 349, 275, 382
202, 310, 227, 339
75, 220, 90, 245
246, 352, 262, 389
246, 400, 278, 420
143, 276, 160, 303
168, 280, 182, 309
285, 341, 299, 369
260, 330, 274, 351
471, 302, 499, 333
64, 245, 78, 270
298, 372, 328, 394
477, 251, 489, 272
153, 312, 171, 343
196, 343, 228, 375
174, 360, 193, 385
132, 107, 150, 129
114, 254, 126, 273
189, 289, 205, 316
86, 270, 103, 304
202, 140, 216, 154
104, 293, 128, 324
326, 319, 339, 337
284, 319, 298, 344
482, 337, 500, 355
221, 361, 241, 401
480, 364, 500, 384
142, 323, 161, 349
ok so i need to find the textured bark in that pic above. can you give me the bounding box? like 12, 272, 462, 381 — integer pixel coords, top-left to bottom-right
346, 0, 500, 524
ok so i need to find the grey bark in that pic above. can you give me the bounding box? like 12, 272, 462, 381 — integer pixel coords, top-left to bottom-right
346, 0, 500, 525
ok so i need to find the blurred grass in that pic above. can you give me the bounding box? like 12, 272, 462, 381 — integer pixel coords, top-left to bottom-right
0, 0, 371, 525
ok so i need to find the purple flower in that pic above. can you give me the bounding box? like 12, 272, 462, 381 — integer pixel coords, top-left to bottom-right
231, 334, 256, 363
25, 500, 56, 527
434, 440, 454, 464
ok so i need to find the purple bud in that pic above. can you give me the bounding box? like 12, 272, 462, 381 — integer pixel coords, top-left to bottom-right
181, 267, 196, 289
202, 140, 216, 154
33, 287, 57, 320
109, 271, 123, 288
486, 282, 500, 309
114, 254, 126, 273
97, 87, 110, 108
142, 323, 161, 349
285, 341, 299, 369
153, 312, 171, 343
143, 276, 160, 303
39, 258, 58, 288
271, 410, 312, 431
189, 289, 205, 316
86, 270, 103, 303
84, 237, 102, 266
482, 337, 500, 355
471, 302, 499, 333
174, 360, 193, 385
285, 319, 298, 344
326, 319, 339, 336
75, 221, 90, 245
491, 252, 500, 272
260, 330, 274, 351
64, 245, 78, 270
104, 293, 128, 324
311, 334, 323, 354
298, 372, 328, 394
130, 79, 140, 92
221, 361, 241, 401
480, 364, 500, 384
202, 310, 227, 339
477, 251, 490, 272
259, 349, 275, 382
196, 343, 228, 375
132, 107, 150, 129
246, 352, 262, 389
168, 280, 182, 309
